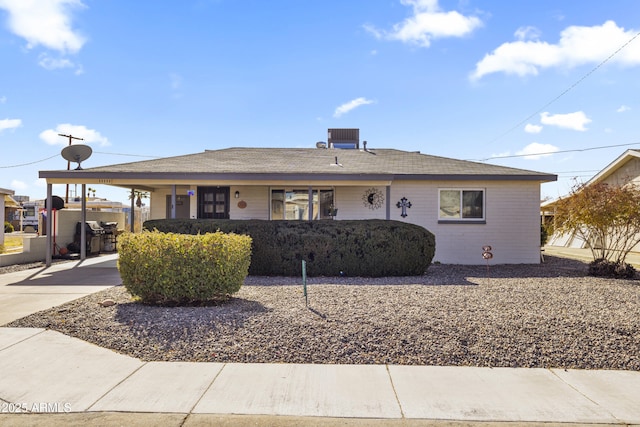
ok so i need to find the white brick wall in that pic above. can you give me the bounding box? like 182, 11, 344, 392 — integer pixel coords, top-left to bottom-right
389, 180, 541, 264
151, 180, 543, 265
335, 187, 387, 220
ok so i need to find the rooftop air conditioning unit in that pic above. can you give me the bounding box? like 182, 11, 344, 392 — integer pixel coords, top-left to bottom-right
328, 128, 359, 149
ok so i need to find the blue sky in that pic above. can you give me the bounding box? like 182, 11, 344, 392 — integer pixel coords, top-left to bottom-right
1, 0, 639, 204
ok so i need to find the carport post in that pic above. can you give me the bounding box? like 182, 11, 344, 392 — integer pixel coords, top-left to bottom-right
80, 183, 87, 260
130, 188, 135, 232
45, 184, 53, 267
385, 186, 391, 220
171, 185, 176, 219
308, 186, 313, 221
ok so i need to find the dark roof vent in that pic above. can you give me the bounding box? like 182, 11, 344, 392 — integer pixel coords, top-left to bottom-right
328, 128, 359, 149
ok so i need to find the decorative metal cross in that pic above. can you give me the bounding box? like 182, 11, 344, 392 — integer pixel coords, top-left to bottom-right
396, 197, 412, 218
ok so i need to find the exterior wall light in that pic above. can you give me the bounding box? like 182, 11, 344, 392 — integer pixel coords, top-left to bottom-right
235, 191, 240, 199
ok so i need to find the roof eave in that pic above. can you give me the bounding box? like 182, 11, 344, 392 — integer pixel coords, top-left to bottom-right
39, 170, 558, 184
395, 173, 557, 182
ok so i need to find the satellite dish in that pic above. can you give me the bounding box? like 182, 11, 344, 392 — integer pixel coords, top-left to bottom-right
61, 144, 92, 170
315, 141, 327, 149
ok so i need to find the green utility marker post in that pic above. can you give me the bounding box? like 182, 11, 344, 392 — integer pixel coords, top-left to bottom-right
302, 260, 308, 306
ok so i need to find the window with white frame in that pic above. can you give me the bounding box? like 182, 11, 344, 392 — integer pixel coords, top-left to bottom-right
439, 189, 484, 221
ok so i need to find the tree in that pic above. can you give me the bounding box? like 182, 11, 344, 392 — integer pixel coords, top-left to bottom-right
554, 181, 640, 263
128, 190, 149, 208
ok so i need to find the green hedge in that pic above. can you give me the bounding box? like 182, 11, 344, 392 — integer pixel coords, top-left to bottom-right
117, 230, 252, 304
144, 219, 435, 277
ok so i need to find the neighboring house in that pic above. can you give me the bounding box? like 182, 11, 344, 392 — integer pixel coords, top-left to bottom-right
585, 149, 640, 187
1, 187, 16, 247
546, 149, 640, 250
39, 129, 556, 265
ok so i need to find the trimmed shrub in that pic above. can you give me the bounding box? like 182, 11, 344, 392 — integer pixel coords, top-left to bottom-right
117, 230, 252, 304
144, 219, 435, 277
588, 258, 636, 279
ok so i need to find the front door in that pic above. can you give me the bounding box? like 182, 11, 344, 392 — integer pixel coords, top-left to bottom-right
166, 195, 190, 219
197, 187, 230, 219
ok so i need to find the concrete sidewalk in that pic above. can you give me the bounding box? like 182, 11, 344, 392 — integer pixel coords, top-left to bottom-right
0, 254, 639, 426
1, 328, 639, 426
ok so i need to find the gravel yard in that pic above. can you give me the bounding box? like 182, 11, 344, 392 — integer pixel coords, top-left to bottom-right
5, 256, 640, 370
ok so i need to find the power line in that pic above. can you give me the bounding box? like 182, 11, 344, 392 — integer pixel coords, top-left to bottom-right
0, 150, 160, 169
486, 30, 640, 145
0, 154, 60, 169
469, 141, 640, 162
554, 170, 599, 174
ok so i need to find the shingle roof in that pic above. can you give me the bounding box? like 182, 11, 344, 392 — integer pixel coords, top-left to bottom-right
45, 148, 555, 181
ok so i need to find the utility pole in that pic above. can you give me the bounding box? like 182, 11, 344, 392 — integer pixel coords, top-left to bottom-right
59, 133, 84, 203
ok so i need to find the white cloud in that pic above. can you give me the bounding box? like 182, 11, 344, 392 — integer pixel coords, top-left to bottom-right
617, 105, 630, 112
524, 123, 542, 134
170, 73, 182, 90
514, 26, 541, 41
0, 118, 22, 132
38, 53, 84, 74
38, 53, 76, 70
10, 179, 28, 190
0, 0, 86, 54
490, 150, 511, 159
333, 97, 375, 118
169, 73, 183, 98
39, 123, 110, 146
540, 111, 591, 131
471, 21, 640, 80
364, 0, 482, 48
516, 142, 559, 160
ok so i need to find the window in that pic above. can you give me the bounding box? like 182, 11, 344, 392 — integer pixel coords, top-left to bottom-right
439, 189, 484, 221
23, 207, 36, 218
270, 188, 334, 220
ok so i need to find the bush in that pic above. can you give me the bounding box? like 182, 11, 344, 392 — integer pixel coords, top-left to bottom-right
588, 258, 636, 279
540, 223, 549, 246
4, 221, 13, 233
144, 219, 435, 277
117, 230, 252, 304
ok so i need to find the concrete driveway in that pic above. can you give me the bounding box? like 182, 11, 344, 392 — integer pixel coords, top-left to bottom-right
0, 254, 120, 325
